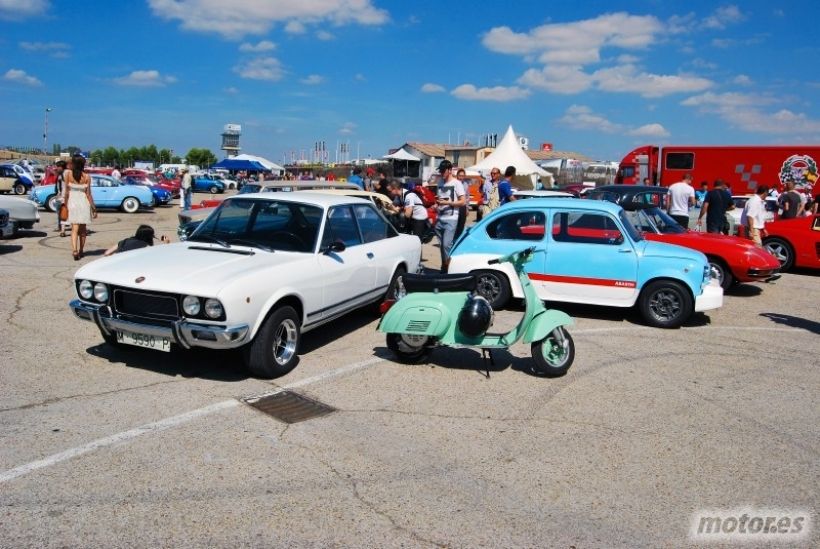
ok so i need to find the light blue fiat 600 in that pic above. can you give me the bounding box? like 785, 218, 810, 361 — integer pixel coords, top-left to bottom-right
448, 198, 722, 328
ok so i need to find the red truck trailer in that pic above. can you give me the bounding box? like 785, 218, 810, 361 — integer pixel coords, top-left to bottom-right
615, 145, 819, 196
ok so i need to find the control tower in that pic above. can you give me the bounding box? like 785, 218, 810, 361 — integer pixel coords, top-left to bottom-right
221, 124, 241, 157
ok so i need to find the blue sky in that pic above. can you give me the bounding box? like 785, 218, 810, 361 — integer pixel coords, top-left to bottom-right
1, 0, 818, 164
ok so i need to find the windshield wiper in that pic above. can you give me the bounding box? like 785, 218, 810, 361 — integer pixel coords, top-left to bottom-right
189, 233, 230, 248
226, 238, 273, 252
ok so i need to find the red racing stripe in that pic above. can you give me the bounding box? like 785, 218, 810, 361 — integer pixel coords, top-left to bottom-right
528, 272, 637, 288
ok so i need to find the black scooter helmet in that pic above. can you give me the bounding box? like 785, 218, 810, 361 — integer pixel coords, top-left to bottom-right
458, 295, 493, 338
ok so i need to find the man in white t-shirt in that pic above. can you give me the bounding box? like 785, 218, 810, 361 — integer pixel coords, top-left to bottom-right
740, 185, 769, 247
433, 160, 466, 272
667, 173, 696, 228
388, 180, 428, 239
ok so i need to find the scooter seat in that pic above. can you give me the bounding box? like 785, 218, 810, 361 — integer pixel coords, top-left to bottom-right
402, 273, 477, 293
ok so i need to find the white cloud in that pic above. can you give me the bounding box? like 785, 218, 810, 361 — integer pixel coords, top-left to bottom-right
285, 20, 306, 34
3, 69, 42, 86
628, 123, 670, 137
451, 84, 531, 102
666, 12, 696, 35
225, 86, 239, 94
518, 65, 594, 94
233, 56, 285, 81
148, 0, 389, 39
239, 40, 276, 52
616, 54, 640, 64
354, 73, 366, 81
703, 5, 745, 29
339, 122, 356, 135
19, 41, 71, 57
733, 74, 752, 86
681, 92, 820, 135
113, 70, 176, 87
558, 105, 621, 133
300, 74, 324, 85
0, 0, 48, 19
594, 64, 713, 98
316, 30, 334, 41
420, 82, 445, 93
483, 13, 663, 63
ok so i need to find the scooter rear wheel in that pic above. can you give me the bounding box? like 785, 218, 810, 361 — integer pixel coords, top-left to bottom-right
531, 327, 574, 377
386, 333, 430, 363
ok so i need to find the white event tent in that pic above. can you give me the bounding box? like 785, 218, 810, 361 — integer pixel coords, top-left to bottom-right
467, 125, 548, 178
231, 153, 285, 173
382, 147, 421, 177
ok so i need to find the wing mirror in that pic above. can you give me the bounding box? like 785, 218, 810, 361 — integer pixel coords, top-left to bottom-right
323, 240, 346, 254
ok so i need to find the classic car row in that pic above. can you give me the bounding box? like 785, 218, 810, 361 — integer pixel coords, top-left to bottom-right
31, 175, 156, 213
0, 194, 40, 236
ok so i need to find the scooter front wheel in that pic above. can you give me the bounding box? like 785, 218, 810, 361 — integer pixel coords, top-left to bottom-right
386, 333, 430, 363
531, 327, 574, 377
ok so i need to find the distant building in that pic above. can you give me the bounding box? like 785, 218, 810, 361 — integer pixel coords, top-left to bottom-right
221, 124, 241, 157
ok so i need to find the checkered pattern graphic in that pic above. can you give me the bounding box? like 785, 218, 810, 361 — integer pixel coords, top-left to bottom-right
735, 164, 762, 190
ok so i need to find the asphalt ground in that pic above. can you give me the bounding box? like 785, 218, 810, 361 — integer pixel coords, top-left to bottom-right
1, 192, 818, 548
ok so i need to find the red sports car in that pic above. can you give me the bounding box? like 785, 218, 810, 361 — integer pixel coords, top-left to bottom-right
623, 205, 781, 289
763, 214, 820, 270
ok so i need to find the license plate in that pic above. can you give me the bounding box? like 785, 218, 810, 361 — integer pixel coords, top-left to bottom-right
116, 330, 171, 352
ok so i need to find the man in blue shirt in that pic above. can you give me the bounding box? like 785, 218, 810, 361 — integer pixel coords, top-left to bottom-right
348, 167, 364, 189
499, 165, 517, 204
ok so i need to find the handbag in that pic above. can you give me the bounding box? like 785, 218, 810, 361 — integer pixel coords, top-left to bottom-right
58, 203, 69, 222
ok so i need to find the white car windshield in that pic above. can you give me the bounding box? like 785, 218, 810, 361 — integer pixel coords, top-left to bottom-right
190, 198, 322, 253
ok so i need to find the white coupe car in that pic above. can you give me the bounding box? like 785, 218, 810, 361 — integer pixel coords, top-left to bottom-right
70, 193, 422, 378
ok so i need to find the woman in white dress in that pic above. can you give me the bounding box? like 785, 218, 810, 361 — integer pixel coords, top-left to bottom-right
63, 155, 97, 260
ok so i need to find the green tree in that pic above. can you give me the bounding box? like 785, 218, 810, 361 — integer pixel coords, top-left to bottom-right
186, 148, 217, 168
158, 148, 172, 163
90, 149, 104, 166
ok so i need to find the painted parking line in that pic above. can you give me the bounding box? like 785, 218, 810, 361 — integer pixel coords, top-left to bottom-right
0, 356, 385, 484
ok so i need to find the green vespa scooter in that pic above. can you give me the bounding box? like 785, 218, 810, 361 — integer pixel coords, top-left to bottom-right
378, 247, 575, 376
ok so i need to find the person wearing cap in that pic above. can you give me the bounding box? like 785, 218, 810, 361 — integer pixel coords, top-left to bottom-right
433, 159, 466, 272
104, 225, 169, 256
180, 167, 193, 209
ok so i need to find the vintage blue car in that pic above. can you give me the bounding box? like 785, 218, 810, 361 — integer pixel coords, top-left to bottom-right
448, 198, 723, 328
191, 174, 225, 194
31, 174, 154, 213
123, 176, 172, 206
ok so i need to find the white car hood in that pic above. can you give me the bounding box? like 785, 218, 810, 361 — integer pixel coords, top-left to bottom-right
75, 242, 313, 297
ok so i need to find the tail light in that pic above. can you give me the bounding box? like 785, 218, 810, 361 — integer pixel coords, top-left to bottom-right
379, 299, 396, 315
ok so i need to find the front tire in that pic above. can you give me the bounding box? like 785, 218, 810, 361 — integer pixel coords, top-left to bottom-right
763, 238, 794, 270
209, 185, 219, 194
46, 194, 58, 212
531, 327, 574, 377
638, 280, 693, 328
473, 269, 511, 310
707, 257, 733, 290
121, 196, 140, 213
13, 182, 27, 195
244, 306, 301, 378
386, 333, 430, 363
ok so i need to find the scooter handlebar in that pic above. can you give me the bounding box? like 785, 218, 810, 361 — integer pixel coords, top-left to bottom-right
487, 246, 537, 265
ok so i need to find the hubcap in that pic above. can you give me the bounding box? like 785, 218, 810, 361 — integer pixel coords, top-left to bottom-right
272, 319, 298, 365
709, 263, 723, 285
398, 334, 428, 353
765, 243, 788, 264
649, 289, 681, 321
477, 274, 500, 300
541, 328, 569, 367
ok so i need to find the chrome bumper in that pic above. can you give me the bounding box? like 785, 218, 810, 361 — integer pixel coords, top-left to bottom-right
70, 299, 249, 350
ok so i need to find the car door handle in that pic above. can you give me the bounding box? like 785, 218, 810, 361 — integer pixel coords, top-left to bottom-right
618, 248, 632, 253
367, 252, 374, 259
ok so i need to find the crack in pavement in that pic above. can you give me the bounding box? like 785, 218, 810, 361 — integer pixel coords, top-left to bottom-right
282, 438, 447, 548
5, 285, 42, 330
0, 378, 188, 413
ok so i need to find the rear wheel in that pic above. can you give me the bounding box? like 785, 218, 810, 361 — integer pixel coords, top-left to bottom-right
121, 196, 140, 213
386, 333, 430, 363
13, 182, 27, 195
707, 257, 733, 290
209, 185, 219, 194
638, 280, 693, 328
46, 194, 58, 212
473, 269, 511, 310
763, 238, 794, 270
531, 327, 574, 377
244, 306, 301, 378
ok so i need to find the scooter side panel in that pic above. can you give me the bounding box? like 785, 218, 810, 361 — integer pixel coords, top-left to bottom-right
378, 293, 466, 337
523, 309, 574, 343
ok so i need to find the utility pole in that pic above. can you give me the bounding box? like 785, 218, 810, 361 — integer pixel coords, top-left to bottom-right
43, 107, 53, 153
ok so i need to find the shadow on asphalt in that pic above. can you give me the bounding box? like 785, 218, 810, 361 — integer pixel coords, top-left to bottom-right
10, 230, 48, 239
725, 284, 764, 297
760, 312, 820, 335
299, 308, 380, 354
0, 244, 23, 254
86, 342, 249, 381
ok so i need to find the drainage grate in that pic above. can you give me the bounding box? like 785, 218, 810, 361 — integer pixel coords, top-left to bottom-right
244, 391, 336, 423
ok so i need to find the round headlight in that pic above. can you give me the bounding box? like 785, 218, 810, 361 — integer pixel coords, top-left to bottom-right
182, 295, 201, 316
204, 298, 223, 319
79, 280, 94, 300
93, 282, 109, 302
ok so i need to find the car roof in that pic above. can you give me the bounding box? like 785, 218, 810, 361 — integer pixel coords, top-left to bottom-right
261, 181, 359, 191
235, 191, 371, 207
300, 188, 392, 204
593, 184, 668, 194
501, 197, 623, 214
514, 190, 575, 198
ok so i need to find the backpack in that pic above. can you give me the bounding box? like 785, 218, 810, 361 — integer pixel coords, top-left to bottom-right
412, 184, 435, 208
